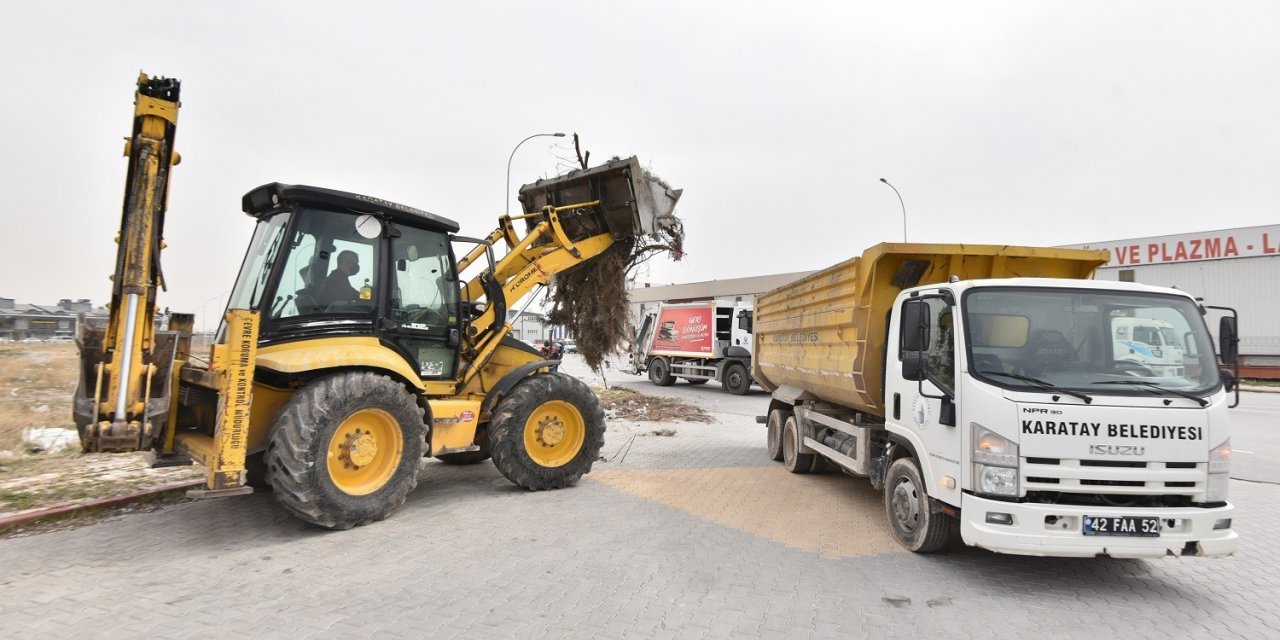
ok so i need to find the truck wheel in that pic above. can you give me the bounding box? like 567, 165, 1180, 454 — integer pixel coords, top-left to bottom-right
723, 363, 751, 395
781, 415, 816, 473
884, 457, 950, 553
648, 358, 675, 386
436, 426, 491, 465
766, 408, 789, 461
266, 371, 424, 530
489, 373, 606, 490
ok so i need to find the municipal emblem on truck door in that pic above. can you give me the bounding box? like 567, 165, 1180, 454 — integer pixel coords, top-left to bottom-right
912, 396, 930, 430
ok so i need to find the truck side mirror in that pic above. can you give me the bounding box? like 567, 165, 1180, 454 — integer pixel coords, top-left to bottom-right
1219, 316, 1239, 365
901, 300, 928, 352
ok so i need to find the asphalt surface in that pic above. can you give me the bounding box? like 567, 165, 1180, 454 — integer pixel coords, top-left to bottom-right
0, 354, 1276, 639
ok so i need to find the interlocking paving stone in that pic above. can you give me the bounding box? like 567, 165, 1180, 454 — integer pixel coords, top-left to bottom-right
0, 415, 1276, 638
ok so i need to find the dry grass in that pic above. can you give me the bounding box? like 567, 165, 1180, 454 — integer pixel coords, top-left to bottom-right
0, 342, 79, 451
595, 386, 712, 423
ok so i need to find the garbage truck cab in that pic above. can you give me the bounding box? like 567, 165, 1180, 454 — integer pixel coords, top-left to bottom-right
1110, 317, 1187, 377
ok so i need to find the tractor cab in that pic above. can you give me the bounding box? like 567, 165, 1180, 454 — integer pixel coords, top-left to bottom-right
230, 183, 465, 380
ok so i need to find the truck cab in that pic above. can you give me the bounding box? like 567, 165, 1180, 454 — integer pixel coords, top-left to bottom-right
885, 278, 1236, 557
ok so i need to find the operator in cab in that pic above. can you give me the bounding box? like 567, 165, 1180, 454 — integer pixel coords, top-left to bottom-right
318, 250, 361, 307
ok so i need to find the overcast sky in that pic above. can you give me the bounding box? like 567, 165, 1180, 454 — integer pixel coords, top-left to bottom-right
2, 1, 1277, 326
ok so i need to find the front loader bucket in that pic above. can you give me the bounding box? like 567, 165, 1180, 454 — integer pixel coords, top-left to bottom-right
518, 156, 681, 238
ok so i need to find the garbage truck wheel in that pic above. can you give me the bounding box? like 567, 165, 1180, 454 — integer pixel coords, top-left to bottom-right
648, 358, 675, 386
766, 408, 788, 462
723, 363, 751, 395
782, 415, 816, 473
885, 457, 950, 553
267, 372, 423, 530
490, 373, 605, 490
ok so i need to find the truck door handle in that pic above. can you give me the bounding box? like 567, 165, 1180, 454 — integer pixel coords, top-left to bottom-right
893, 393, 901, 420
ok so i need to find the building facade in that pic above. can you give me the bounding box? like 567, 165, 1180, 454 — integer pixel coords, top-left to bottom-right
0, 298, 104, 341
1062, 224, 1280, 377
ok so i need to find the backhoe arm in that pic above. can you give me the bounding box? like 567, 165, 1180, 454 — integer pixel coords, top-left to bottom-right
74, 73, 182, 452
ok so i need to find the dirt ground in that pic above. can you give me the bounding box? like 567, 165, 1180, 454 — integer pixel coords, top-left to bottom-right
0, 341, 79, 452
595, 386, 712, 423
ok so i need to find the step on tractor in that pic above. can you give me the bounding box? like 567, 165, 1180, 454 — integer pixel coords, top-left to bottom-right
73, 73, 682, 529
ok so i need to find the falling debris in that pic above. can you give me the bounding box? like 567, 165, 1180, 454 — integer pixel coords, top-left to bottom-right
545, 163, 685, 371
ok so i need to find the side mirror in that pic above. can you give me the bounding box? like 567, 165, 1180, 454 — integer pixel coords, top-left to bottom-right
1219, 316, 1239, 365
902, 352, 925, 381
901, 301, 929, 352
1220, 367, 1237, 393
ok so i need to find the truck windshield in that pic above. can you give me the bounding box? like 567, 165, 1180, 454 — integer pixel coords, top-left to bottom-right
962, 287, 1220, 397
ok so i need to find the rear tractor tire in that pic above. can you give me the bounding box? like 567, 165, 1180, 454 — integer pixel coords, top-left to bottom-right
489, 373, 606, 490
266, 371, 424, 530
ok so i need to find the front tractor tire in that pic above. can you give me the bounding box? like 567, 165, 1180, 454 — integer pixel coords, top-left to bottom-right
266, 372, 424, 530
489, 373, 606, 490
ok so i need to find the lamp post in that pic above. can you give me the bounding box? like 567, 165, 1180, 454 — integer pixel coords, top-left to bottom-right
879, 178, 908, 242
507, 132, 566, 215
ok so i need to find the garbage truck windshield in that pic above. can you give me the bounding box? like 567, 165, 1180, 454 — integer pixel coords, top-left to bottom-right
962, 287, 1221, 398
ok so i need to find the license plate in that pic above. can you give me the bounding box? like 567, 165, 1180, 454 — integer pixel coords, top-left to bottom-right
1083, 515, 1161, 537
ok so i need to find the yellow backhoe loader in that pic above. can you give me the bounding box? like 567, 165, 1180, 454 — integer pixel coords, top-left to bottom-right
74, 73, 681, 529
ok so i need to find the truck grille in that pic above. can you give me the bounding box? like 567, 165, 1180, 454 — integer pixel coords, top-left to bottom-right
1022, 458, 1205, 497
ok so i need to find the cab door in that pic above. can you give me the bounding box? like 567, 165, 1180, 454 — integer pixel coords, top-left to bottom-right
886, 291, 964, 507
383, 224, 460, 380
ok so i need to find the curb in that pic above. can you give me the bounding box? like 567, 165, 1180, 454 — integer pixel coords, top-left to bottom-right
0, 479, 205, 531
1241, 385, 1280, 394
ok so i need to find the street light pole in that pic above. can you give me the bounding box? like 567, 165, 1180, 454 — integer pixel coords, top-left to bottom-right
506, 132, 566, 215
879, 178, 908, 242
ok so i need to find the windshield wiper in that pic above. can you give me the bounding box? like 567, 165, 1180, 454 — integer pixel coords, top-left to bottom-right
983, 371, 1093, 404
1092, 380, 1209, 407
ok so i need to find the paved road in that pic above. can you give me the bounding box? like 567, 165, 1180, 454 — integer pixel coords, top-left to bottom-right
2, 357, 1278, 639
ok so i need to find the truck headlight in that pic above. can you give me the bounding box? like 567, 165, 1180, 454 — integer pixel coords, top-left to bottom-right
973, 424, 1018, 467
976, 464, 1018, 496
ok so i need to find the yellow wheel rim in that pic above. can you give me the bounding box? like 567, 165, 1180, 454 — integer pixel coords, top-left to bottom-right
522, 400, 586, 468
326, 408, 404, 496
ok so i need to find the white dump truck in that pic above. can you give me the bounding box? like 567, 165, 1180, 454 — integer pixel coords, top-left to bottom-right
754, 243, 1240, 557
632, 301, 755, 394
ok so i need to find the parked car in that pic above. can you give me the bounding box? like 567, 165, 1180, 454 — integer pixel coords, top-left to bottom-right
561, 339, 578, 354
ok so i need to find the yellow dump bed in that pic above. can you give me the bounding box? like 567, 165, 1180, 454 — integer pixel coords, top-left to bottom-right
751, 243, 1109, 416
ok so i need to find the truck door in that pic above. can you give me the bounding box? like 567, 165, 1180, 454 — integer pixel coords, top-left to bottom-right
886, 292, 964, 507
